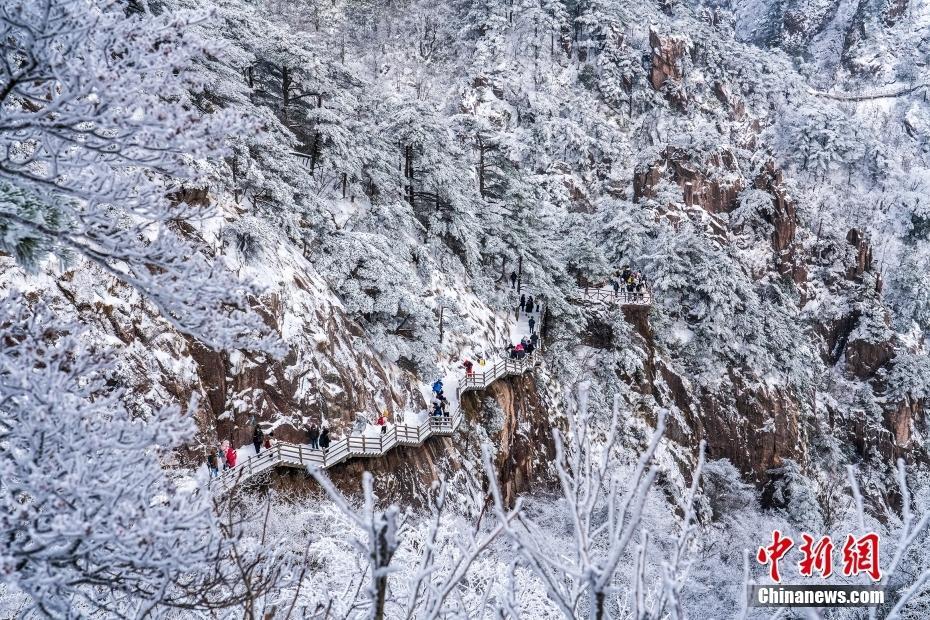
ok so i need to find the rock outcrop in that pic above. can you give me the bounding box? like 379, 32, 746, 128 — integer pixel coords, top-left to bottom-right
633, 146, 743, 213
751, 161, 806, 283
649, 27, 689, 106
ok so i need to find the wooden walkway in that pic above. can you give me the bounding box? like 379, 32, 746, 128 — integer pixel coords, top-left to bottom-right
210, 283, 650, 495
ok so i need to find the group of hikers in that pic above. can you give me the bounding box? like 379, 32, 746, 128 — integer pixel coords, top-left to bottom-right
431, 379, 450, 417
517, 293, 540, 315
304, 422, 331, 451
206, 423, 331, 478
206, 439, 242, 478
609, 266, 648, 297
507, 332, 539, 359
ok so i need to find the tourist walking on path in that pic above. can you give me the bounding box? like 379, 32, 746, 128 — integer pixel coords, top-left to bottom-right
206, 450, 219, 479
263, 432, 277, 450
307, 423, 320, 449
432, 379, 443, 394
462, 359, 474, 376
525, 296, 534, 313
252, 426, 263, 454
519, 294, 526, 310
528, 316, 536, 334
224, 443, 237, 469
319, 427, 331, 454
510, 271, 517, 288
377, 411, 388, 434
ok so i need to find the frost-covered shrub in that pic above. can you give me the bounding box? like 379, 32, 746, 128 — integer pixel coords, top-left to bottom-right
765, 459, 825, 532
702, 458, 757, 521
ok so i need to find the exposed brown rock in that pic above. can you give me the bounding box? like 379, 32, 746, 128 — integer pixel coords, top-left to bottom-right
884, 396, 920, 447
845, 228, 874, 280
845, 337, 895, 379
168, 186, 210, 207
477, 375, 556, 508
712, 81, 745, 120
699, 374, 807, 483
752, 162, 796, 253
645, 362, 807, 484
751, 160, 804, 280
882, 0, 909, 25
848, 414, 904, 462
815, 310, 859, 364
649, 27, 689, 106
633, 146, 743, 214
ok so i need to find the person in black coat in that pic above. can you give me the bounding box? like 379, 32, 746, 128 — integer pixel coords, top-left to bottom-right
519, 294, 526, 310
206, 451, 219, 479
307, 424, 320, 450
528, 317, 536, 334
252, 426, 263, 454
319, 427, 331, 454
510, 271, 517, 288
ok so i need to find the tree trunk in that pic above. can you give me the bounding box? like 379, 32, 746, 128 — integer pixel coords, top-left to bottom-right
281, 65, 291, 121
404, 145, 414, 207
309, 132, 321, 174
477, 135, 485, 197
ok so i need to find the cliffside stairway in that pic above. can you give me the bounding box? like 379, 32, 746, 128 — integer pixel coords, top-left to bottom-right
209, 282, 651, 496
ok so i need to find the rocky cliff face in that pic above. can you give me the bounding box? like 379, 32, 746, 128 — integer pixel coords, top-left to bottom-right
5, 205, 426, 468
619, 134, 925, 494
649, 28, 691, 107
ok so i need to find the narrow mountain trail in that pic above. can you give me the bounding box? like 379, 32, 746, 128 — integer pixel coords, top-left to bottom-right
208, 285, 651, 496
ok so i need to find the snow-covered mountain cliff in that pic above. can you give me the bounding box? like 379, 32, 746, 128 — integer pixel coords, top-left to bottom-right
2, 0, 929, 616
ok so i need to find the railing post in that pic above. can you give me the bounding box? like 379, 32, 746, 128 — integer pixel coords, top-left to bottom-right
298, 444, 303, 463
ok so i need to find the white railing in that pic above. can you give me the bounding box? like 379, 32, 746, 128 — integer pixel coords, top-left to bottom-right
211, 410, 465, 495
455, 351, 541, 400
575, 286, 652, 306
291, 150, 313, 168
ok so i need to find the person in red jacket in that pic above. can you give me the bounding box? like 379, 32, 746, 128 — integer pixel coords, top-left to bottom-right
225, 444, 237, 469
377, 411, 388, 434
